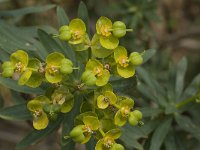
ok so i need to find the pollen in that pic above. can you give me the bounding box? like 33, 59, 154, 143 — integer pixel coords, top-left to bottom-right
118, 56, 129, 68
15, 62, 25, 72
100, 25, 111, 37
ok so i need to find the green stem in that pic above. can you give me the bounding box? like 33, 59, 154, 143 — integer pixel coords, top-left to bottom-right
113, 103, 121, 109
88, 48, 92, 60
72, 67, 79, 70
108, 28, 133, 32
175, 95, 197, 108
99, 128, 105, 137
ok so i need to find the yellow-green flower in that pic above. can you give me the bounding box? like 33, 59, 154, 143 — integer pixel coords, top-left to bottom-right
95, 128, 123, 150
91, 34, 114, 58
114, 97, 134, 126
114, 46, 135, 78
68, 18, 86, 44
27, 96, 50, 130
96, 16, 119, 50
97, 91, 117, 109
70, 116, 100, 144
82, 59, 110, 86
45, 52, 73, 83
51, 87, 74, 113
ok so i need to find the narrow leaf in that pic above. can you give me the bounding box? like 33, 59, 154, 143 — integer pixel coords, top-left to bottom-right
175, 115, 200, 141
78, 1, 90, 35
56, 6, 69, 26
61, 95, 82, 149
149, 117, 172, 150
175, 57, 187, 101
164, 130, 177, 150
0, 5, 56, 17
0, 103, 31, 120
37, 29, 64, 55
16, 116, 63, 149
142, 49, 156, 64
0, 77, 44, 94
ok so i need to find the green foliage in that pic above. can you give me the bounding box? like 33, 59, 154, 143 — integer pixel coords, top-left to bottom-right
0, 2, 155, 149
0, 1, 199, 150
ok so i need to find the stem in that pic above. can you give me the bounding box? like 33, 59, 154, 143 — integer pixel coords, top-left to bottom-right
113, 103, 121, 109
99, 128, 105, 137
108, 28, 133, 32
53, 34, 59, 38
140, 50, 146, 56
175, 95, 197, 108
88, 48, 92, 60
72, 67, 79, 70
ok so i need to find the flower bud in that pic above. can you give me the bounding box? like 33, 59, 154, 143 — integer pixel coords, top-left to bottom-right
132, 110, 142, 120
129, 52, 143, 66
128, 113, 138, 126
60, 59, 73, 74
112, 21, 126, 38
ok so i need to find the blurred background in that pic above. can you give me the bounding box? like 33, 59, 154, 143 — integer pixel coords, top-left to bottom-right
0, 0, 199, 149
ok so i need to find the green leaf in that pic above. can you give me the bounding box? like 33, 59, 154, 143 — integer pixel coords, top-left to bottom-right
0, 77, 44, 94
149, 117, 172, 150
37, 29, 65, 55
0, 103, 31, 120
142, 49, 156, 64
61, 95, 82, 149
110, 76, 137, 96
140, 107, 162, 117
0, 4, 56, 17
0, 94, 3, 108
0, 48, 9, 61
175, 57, 187, 101
11, 90, 26, 104
175, 115, 200, 141
136, 67, 168, 107
86, 138, 96, 150
164, 130, 177, 150
120, 127, 143, 150
56, 6, 69, 26
16, 116, 63, 149
78, 1, 90, 34
181, 74, 200, 100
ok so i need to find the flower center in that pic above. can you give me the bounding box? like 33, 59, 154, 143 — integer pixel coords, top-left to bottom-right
83, 125, 93, 133
121, 106, 130, 117
15, 62, 25, 72
103, 137, 114, 148
33, 110, 42, 118
100, 25, 111, 37
94, 67, 103, 77
118, 56, 129, 68
72, 30, 82, 40
53, 94, 66, 105
104, 97, 110, 103
47, 66, 59, 75
104, 64, 110, 70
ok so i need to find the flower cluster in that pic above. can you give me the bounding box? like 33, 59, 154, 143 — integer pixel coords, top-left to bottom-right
1, 16, 144, 150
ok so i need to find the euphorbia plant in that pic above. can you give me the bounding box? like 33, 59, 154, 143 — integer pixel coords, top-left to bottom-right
0, 2, 154, 150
